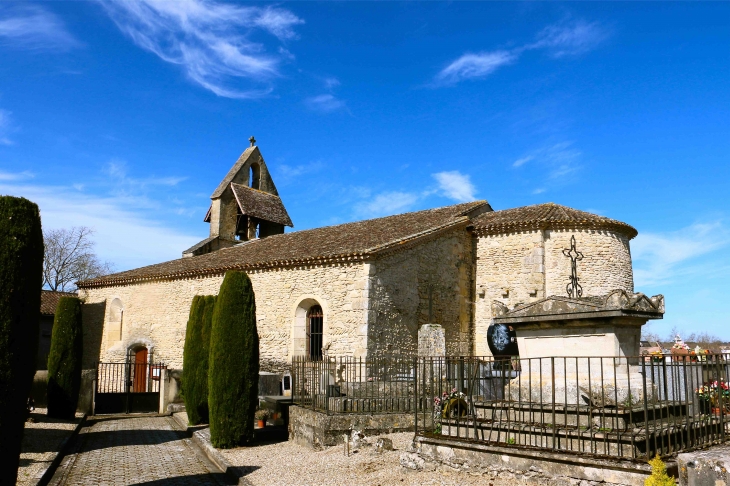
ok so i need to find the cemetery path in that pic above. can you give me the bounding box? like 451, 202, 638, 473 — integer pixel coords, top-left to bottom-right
52, 415, 229, 486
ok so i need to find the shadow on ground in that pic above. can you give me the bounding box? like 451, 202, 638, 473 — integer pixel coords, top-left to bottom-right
128, 472, 238, 485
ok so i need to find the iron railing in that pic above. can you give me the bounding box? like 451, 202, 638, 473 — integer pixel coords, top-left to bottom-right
291, 355, 420, 415
414, 354, 730, 460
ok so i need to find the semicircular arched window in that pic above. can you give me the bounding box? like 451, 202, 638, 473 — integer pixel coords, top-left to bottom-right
306, 305, 323, 360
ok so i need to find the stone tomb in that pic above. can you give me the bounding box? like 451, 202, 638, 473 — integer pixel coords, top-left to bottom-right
491, 289, 665, 407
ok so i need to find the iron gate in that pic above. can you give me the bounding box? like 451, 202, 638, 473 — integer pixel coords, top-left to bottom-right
95, 360, 166, 414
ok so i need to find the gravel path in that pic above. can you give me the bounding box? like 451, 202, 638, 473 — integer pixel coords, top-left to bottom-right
17, 408, 82, 486
220, 432, 520, 486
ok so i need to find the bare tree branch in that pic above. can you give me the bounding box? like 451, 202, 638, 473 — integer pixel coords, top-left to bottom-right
43, 226, 115, 292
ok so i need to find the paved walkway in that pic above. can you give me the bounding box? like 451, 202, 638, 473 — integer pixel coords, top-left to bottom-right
53, 415, 228, 486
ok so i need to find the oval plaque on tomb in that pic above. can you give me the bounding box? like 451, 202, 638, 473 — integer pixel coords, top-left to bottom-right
487, 323, 519, 358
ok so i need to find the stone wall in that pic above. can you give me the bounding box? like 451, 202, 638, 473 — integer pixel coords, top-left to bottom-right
80, 262, 369, 372
367, 229, 473, 357
473, 228, 634, 356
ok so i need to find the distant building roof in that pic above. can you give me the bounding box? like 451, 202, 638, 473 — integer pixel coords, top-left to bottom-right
471, 203, 638, 239
230, 183, 293, 227
79, 201, 490, 288
40, 290, 77, 315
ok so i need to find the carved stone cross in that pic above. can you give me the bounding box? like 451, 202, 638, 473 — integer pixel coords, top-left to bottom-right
249, 136, 256, 147
562, 235, 584, 298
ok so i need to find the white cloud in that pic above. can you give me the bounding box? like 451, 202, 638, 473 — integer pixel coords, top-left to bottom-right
434, 19, 607, 86
432, 171, 477, 202
0, 181, 200, 271
304, 94, 346, 113
434, 51, 516, 86
632, 222, 730, 286
531, 20, 608, 58
513, 155, 533, 168
513, 141, 582, 189
104, 160, 187, 192
0, 170, 33, 181
0, 5, 79, 51
0, 109, 14, 145
355, 191, 419, 219
274, 161, 325, 185
99, 0, 304, 99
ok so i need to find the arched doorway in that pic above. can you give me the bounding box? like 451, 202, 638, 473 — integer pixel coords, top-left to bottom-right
307, 305, 324, 360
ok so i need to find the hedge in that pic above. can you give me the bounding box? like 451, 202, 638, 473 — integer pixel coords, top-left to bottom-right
0, 196, 43, 484
47, 296, 83, 419
208, 271, 259, 448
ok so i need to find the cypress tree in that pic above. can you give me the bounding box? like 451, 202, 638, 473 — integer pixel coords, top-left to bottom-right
47, 296, 83, 419
182, 296, 205, 424
0, 196, 43, 484
209, 271, 259, 448
196, 295, 215, 423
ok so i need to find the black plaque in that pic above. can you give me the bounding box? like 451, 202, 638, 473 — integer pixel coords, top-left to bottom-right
487, 323, 519, 358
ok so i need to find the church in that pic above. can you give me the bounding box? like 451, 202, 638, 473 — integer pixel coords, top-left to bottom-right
78, 141, 637, 372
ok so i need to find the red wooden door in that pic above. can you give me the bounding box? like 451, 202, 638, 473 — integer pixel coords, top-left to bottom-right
132, 348, 148, 392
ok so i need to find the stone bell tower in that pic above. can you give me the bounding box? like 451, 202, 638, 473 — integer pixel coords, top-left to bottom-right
182, 137, 293, 257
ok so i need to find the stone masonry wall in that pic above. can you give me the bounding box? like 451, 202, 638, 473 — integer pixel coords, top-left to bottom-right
79, 262, 369, 372
473, 228, 634, 356
544, 228, 633, 297
367, 229, 473, 357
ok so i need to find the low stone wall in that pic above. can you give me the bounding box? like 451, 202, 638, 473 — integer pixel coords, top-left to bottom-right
31, 369, 95, 414
288, 405, 414, 449
408, 435, 654, 486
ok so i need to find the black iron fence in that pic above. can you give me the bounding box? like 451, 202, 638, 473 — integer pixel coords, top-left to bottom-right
414, 354, 730, 460
291, 355, 419, 414
291, 353, 730, 459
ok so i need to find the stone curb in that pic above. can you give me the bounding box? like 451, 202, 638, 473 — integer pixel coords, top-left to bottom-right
37, 413, 88, 486
190, 428, 252, 486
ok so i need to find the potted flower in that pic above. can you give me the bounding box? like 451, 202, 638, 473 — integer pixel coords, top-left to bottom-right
255, 409, 270, 428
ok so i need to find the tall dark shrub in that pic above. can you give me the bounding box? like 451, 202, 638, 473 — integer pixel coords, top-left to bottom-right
182, 296, 205, 424
0, 196, 43, 484
196, 295, 215, 423
47, 296, 83, 419
209, 271, 259, 448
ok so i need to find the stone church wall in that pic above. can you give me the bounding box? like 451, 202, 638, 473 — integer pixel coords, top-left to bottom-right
473, 228, 634, 357
367, 229, 473, 357
80, 262, 369, 372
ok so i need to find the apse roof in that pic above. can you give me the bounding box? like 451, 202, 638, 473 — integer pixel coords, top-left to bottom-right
471, 203, 638, 239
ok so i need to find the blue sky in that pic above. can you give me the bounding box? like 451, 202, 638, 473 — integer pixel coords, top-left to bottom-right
0, 1, 728, 339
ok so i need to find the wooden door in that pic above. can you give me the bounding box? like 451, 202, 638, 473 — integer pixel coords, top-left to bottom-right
132, 348, 148, 392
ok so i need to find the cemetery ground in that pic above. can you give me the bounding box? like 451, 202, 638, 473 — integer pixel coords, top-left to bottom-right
17, 408, 84, 485
34, 412, 568, 486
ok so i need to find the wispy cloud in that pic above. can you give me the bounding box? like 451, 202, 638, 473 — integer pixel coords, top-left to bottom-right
433, 19, 607, 86
274, 160, 325, 186
530, 20, 608, 58
633, 222, 730, 286
99, 0, 304, 99
513, 141, 582, 192
432, 171, 477, 202
0, 109, 13, 145
304, 94, 346, 113
104, 160, 186, 193
0, 5, 80, 51
0, 170, 33, 181
513, 155, 534, 168
433, 51, 516, 86
355, 191, 420, 219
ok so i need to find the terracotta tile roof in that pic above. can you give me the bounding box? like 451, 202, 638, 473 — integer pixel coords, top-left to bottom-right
471, 203, 637, 239
231, 183, 293, 227
40, 290, 77, 315
79, 201, 489, 288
